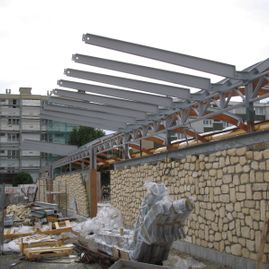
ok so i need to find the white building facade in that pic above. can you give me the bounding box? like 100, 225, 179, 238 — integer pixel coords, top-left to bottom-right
0, 88, 76, 182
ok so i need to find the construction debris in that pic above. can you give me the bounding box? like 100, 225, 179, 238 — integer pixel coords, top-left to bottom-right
2, 182, 194, 268
6, 203, 31, 224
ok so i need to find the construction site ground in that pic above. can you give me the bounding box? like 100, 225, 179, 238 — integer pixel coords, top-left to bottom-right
0, 252, 231, 269
0, 254, 102, 269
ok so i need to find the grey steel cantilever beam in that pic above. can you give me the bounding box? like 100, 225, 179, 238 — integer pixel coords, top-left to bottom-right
48, 97, 147, 119
53, 89, 158, 113
64, 68, 190, 99
41, 111, 123, 130
41, 114, 116, 131
82, 33, 236, 78
72, 54, 211, 90
44, 104, 135, 123
57, 79, 172, 107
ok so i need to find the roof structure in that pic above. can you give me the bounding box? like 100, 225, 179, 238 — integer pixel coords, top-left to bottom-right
39, 33, 269, 170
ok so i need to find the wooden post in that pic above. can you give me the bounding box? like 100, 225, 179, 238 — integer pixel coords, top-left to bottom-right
90, 169, 97, 218
256, 219, 269, 269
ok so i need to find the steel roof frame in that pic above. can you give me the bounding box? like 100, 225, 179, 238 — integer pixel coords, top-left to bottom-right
57, 79, 173, 106
72, 53, 211, 90
21, 140, 78, 155
48, 97, 147, 119
39, 34, 269, 171
64, 68, 191, 99
44, 103, 135, 123
53, 88, 158, 113
41, 112, 121, 131
82, 33, 237, 78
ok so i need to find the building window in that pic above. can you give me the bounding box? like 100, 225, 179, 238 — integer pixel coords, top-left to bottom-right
0, 150, 5, 154
8, 118, 20, 125
7, 150, 19, 159
256, 107, 265, 115
41, 133, 48, 141
7, 133, 20, 142
203, 119, 212, 126
0, 133, 5, 137
0, 99, 5, 103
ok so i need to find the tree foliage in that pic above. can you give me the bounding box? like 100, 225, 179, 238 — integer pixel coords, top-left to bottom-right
13, 172, 33, 187
68, 126, 105, 147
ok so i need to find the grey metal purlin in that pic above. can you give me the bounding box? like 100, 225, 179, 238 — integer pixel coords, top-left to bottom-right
40, 112, 120, 131
0, 183, 4, 254
53, 88, 158, 113
21, 140, 78, 155
44, 104, 135, 123
83, 33, 237, 78
64, 68, 191, 99
72, 54, 211, 89
57, 79, 173, 106
41, 110, 125, 129
48, 97, 146, 119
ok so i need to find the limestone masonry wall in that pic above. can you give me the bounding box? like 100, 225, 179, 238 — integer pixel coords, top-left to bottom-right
111, 146, 269, 262
53, 172, 89, 217
37, 171, 89, 217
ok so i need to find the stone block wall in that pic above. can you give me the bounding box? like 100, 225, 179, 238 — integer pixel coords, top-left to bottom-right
37, 171, 89, 217
36, 173, 48, 202
111, 146, 269, 262
53, 171, 89, 217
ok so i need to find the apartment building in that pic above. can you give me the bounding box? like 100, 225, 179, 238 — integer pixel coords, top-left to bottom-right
0, 88, 76, 182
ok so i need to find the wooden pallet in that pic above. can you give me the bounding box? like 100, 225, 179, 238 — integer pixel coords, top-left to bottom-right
4, 228, 33, 240
24, 244, 74, 260
20, 235, 65, 254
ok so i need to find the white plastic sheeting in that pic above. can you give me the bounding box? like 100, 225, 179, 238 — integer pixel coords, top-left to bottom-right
130, 182, 194, 264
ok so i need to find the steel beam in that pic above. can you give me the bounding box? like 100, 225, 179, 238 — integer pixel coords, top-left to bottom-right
40, 113, 99, 129
48, 97, 146, 119
83, 33, 237, 78
40, 111, 121, 131
53, 89, 158, 113
72, 54, 211, 89
41, 110, 125, 129
21, 140, 78, 155
58, 79, 172, 107
44, 104, 135, 123
64, 68, 190, 99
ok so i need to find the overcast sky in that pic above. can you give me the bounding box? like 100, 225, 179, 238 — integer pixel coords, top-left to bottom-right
0, 0, 268, 96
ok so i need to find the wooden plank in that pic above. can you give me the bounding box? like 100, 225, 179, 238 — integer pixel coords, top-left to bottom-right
256, 219, 269, 269
4, 232, 34, 240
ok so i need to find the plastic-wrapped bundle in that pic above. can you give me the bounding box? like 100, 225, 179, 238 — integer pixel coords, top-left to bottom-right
130, 182, 194, 264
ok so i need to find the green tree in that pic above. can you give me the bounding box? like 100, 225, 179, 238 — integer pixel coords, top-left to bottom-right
13, 172, 33, 187
68, 126, 105, 147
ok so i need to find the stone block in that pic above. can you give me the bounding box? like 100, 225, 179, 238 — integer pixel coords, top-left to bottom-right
236, 192, 246, 201
263, 149, 269, 159
253, 151, 263, 161
221, 184, 229, 193
231, 244, 241, 256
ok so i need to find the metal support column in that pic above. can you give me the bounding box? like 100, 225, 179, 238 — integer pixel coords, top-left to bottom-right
245, 83, 255, 132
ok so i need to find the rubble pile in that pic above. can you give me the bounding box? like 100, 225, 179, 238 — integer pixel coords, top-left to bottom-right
6, 203, 31, 224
